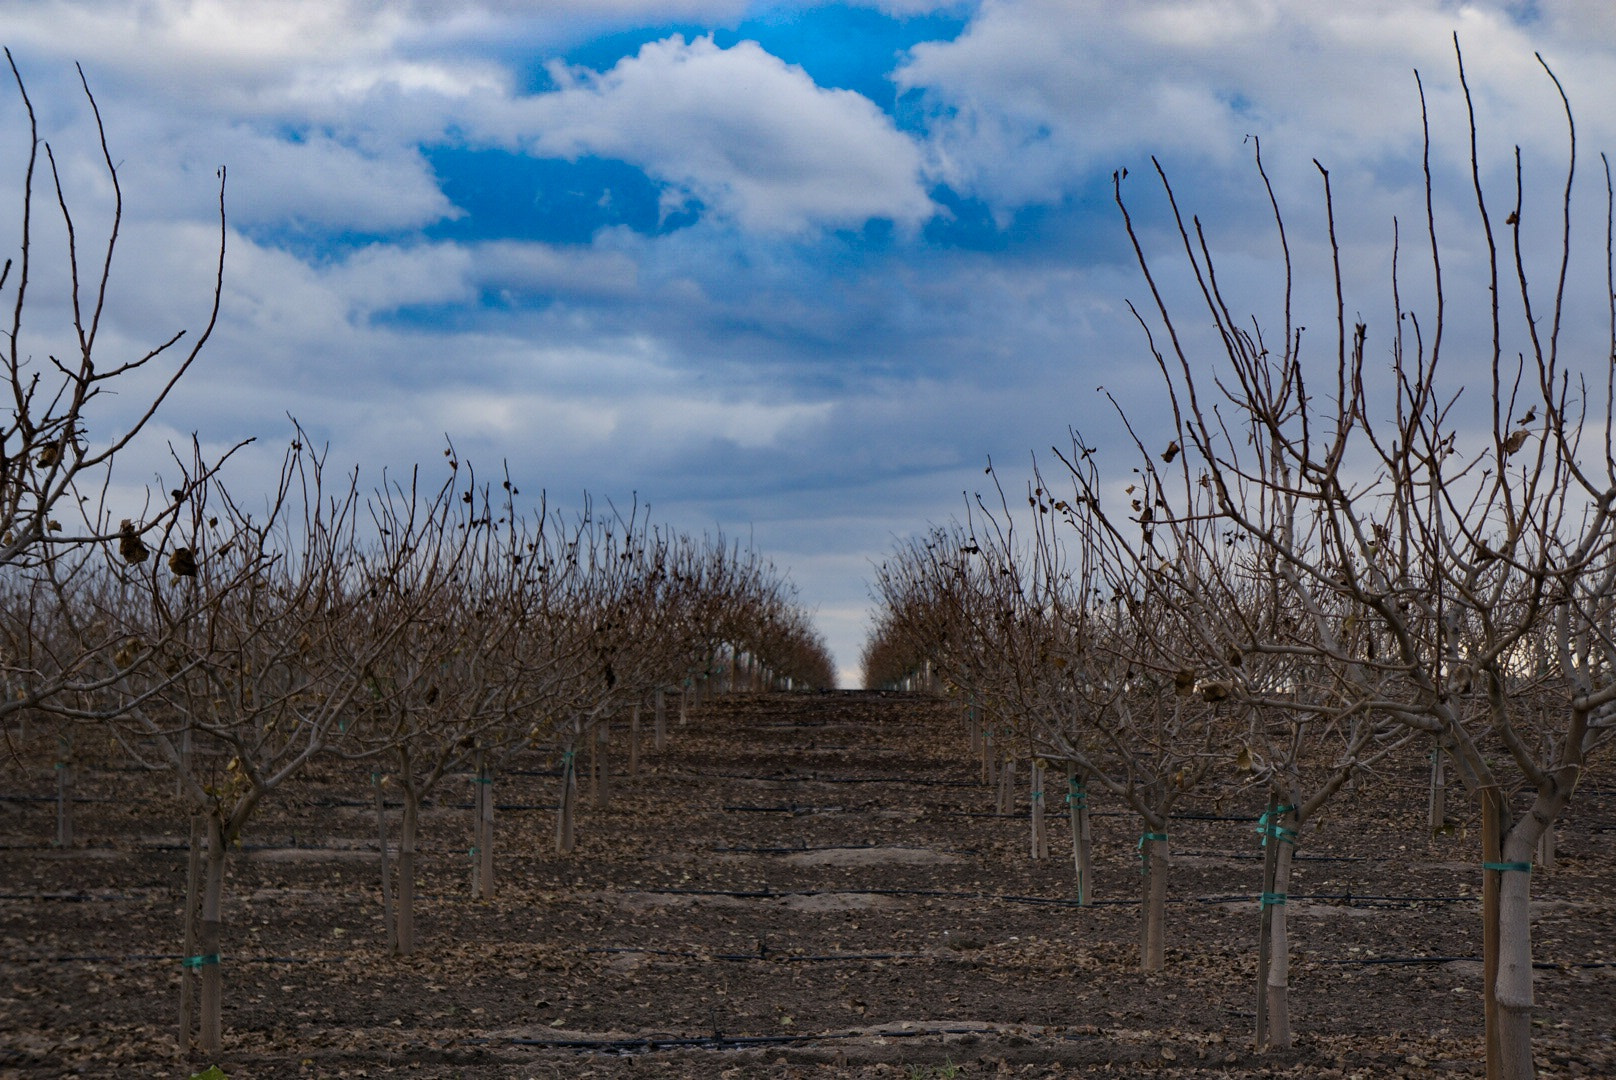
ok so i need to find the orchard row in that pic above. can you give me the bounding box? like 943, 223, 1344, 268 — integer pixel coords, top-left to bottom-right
862, 45, 1615, 1080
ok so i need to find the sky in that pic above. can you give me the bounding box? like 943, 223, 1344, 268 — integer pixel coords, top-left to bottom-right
3, 1, 1615, 686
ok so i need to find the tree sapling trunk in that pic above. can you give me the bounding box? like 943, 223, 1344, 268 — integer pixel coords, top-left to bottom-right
1029, 758, 1048, 859
373, 773, 397, 955
1066, 764, 1092, 905
555, 742, 578, 855
53, 739, 73, 849
1139, 824, 1169, 972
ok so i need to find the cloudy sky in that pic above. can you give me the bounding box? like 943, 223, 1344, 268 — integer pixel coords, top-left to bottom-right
4, 1, 1615, 684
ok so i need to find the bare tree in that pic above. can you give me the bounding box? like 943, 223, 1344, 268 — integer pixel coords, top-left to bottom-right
63, 436, 449, 1053
1112, 40, 1616, 1079
0, 52, 231, 754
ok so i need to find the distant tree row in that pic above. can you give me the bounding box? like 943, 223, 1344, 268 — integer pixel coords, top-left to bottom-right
863, 42, 1614, 1080
0, 51, 834, 1055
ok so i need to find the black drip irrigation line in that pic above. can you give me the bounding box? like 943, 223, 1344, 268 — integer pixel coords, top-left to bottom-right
743, 720, 847, 729
487, 1026, 1097, 1055
296, 796, 555, 812
942, 808, 1265, 823
636, 884, 1113, 909
629, 885, 1483, 910
0, 892, 142, 903
0, 793, 122, 805
695, 771, 976, 788
16, 946, 1609, 974
6, 953, 358, 965
1172, 848, 1367, 863
710, 843, 981, 856
1197, 892, 1476, 906
587, 945, 927, 963
720, 804, 852, 816
0, 883, 1481, 911
1320, 955, 1616, 970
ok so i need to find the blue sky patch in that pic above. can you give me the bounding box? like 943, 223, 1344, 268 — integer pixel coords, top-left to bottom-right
425, 148, 698, 245
715, 6, 969, 114
541, 4, 968, 120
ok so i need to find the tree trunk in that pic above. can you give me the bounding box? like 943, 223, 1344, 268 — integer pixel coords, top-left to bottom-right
555, 745, 578, 855
594, 720, 611, 810
196, 814, 227, 1054
178, 812, 203, 1048
1482, 788, 1503, 1080
373, 773, 396, 955
1029, 759, 1048, 860
398, 787, 420, 954
629, 702, 641, 778
177, 723, 191, 799
585, 725, 597, 802
471, 748, 494, 898
1429, 746, 1447, 833
1066, 765, 1091, 905
996, 755, 1016, 814
1139, 828, 1168, 972
656, 687, 668, 748
54, 758, 73, 848
1256, 799, 1298, 1049
1265, 838, 1296, 1047
1484, 789, 1539, 1080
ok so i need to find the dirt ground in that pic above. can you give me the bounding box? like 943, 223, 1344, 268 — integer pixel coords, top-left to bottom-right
2, 691, 1614, 1079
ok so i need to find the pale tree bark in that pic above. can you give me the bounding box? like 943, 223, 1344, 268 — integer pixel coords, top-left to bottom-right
1065, 764, 1092, 906
555, 739, 578, 855
1139, 826, 1169, 972
1028, 758, 1048, 860
373, 772, 396, 955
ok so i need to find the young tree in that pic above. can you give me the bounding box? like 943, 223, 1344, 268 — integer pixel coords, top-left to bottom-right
1113, 41, 1616, 1078
0, 51, 229, 748
72, 437, 447, 1053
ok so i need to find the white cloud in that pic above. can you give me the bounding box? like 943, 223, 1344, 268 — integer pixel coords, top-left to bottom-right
474, 241, 642, 302
897, 0, 1616, 210
500, 34, 935, 234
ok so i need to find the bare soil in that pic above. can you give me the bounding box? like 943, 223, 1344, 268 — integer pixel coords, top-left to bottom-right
3, 691, 1615, 1079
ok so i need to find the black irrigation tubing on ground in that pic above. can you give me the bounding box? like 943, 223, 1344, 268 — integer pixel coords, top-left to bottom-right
743, 720, 847, 729
940, 809, 1262, 822
720, 804, 854, 815
638, 885, 1116, 909
294, 797, 556, 812
1172, 848, 1367, 863
0, 794, 122, 804
0, 884, 1481, 910
695, 771, 977, 788
18, 947, 1611, 973
0, 892, 143, 902
709, 843, 982, 856
1319, 955, 1616, 970
489, 1026, 1098, 1054
586, 946, 930, 963
1196, 892, 1476, 906
7, 953, 359, 964
632, 885, 1484, 910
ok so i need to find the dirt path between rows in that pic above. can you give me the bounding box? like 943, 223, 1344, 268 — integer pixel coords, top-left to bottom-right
3, 690, 1614, 1078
